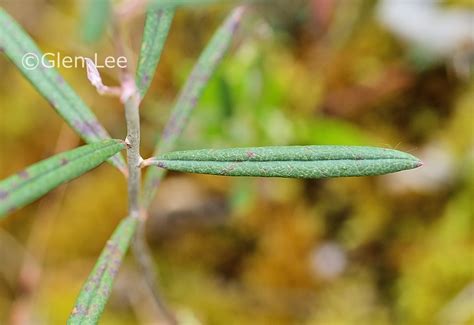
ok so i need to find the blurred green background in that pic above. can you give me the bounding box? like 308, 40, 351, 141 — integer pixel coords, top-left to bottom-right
0, 0, 472, 324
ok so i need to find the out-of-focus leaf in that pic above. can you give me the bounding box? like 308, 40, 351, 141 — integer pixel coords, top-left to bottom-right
68, 216, 138, 324
142, 6, 245, 207
0, 8, 127, 173
295, 117, 374, 145
147, 146, 422, 178
0, 140, 125, 217
217, 75, 234, 119
136, 7, 175, 98
81, 0, 111, 43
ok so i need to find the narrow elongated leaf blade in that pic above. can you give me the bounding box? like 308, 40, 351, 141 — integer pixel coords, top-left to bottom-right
136, 7, 175, 98
81, 0, 111, 43
0, 140, 125, 217
0, 8, 126, 173
148, 146, 422, 178
68, 216, 138, 324
142, 6, 245, 206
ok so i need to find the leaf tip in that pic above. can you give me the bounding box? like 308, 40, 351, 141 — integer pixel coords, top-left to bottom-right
402, 155, 423, 172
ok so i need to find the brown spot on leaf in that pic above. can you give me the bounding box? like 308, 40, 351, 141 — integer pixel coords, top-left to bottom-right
0, 191, 9, 200
72, 120, 106, 138
153, 178, 162, 188
18, 171, 29, 179
246, 151, 256, 159
56, 75, 65, 85
60, 158, 69, 166
48, 99, 57, 108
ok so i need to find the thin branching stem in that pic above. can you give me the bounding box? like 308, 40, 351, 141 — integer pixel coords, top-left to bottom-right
113, 12, 176, 322
132, 219, 178, 324
123, 79, 142, 218
114, 6, 141, 218
124, 86, 177, 323
124, 73, 177, 325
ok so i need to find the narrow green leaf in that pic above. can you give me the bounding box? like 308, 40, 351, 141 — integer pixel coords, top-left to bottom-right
136, 7, 175, 98
0, 8, 127, 173
0, 140, 125, 217
142, 6, 245, 207
81, 0, 111, 43
68, 216, 138, 324
148, 146, 423, 178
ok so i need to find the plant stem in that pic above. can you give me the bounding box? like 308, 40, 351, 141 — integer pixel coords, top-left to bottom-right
123, 75, 142, 218
122, 68, 177, 325
132, 220, 177, 325
113, 10, 142, 218
113, 15, 176, 322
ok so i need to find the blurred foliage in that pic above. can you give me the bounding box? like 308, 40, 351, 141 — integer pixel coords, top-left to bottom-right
0, 0, 473, 324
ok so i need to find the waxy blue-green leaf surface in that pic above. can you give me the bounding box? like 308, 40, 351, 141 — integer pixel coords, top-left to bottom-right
68, 216, 138, 324
149, 146, 422, 178
0, 8, 126, 173
0, 140, 125, 217
136, 7, 175, 98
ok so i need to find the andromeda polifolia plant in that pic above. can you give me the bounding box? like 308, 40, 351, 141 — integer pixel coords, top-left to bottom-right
0, 1, 422, 323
